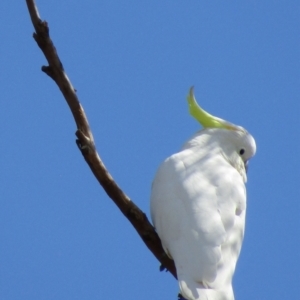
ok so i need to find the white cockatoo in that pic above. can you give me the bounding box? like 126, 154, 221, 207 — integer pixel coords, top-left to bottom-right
150, 87, 256, 300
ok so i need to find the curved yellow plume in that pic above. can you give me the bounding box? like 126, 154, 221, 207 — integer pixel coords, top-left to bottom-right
186, 87, 239, 131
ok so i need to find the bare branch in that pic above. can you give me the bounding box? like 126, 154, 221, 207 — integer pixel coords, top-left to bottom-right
25, 0, 177, 278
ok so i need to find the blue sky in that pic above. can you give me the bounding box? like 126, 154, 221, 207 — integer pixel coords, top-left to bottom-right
1, 1, 299, 299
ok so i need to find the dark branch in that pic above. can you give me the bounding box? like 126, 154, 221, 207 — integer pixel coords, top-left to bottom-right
25, 0, 177, 279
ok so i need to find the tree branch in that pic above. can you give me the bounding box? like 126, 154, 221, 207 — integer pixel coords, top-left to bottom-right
25, 0, 177, 279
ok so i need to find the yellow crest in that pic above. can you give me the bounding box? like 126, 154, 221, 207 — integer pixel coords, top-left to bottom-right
187, 87, 242, 131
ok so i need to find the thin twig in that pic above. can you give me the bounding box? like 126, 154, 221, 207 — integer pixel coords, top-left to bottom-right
25, 0, 177, 278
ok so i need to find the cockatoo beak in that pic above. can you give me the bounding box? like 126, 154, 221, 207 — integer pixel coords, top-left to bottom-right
244, 160, 249, 173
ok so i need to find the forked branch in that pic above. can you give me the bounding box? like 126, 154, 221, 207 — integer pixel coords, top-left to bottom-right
25, 0, 177, 279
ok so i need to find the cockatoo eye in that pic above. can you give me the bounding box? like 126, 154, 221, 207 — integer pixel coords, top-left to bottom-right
239, 149, 245, 155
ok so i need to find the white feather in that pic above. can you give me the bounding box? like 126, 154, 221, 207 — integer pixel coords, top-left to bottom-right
151, 128, 256, 300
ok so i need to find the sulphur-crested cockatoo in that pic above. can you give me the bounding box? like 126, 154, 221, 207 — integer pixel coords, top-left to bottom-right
150, 87, 256, 300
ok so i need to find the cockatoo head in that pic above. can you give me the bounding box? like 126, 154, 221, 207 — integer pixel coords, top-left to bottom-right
186, 87, 256, 181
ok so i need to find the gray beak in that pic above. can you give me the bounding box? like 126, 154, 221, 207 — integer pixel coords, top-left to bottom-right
244, 160, 249, 173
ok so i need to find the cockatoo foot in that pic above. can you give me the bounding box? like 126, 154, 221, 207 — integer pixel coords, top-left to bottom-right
159, 264, 167, 272
178, 292, 187, 300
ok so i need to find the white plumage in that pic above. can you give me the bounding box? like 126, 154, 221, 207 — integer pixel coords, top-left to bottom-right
150, 88, 256, 300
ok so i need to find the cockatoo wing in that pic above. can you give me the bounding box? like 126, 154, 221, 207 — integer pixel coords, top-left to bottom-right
151, 136, 246, 300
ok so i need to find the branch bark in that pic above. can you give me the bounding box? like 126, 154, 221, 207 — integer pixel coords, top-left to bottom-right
25, 0, 177, 278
